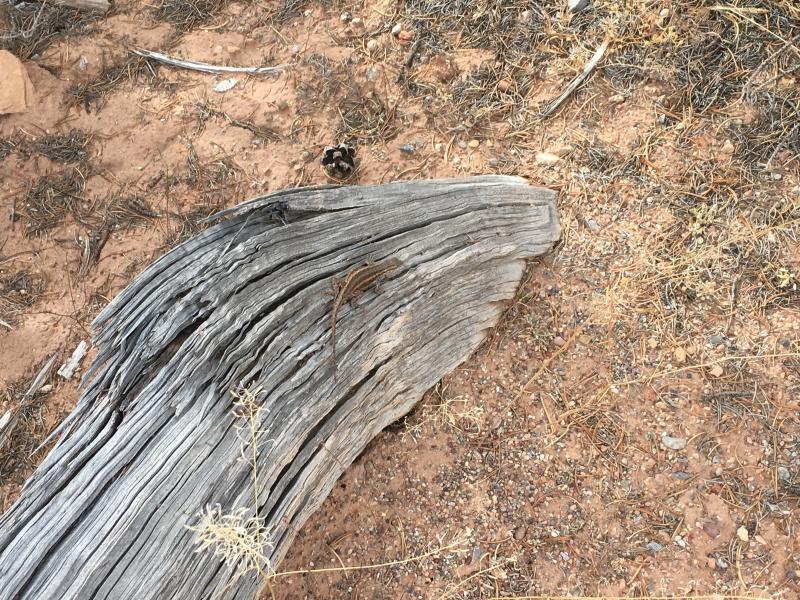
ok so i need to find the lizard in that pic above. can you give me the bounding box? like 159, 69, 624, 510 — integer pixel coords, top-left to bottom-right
329, 257, 403, 372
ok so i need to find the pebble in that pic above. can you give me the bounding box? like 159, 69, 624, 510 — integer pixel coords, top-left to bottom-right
290, 44, 302, 56
777, 466, 791, 481
519, 9, 531, 23
674, 347, 687, 363
471, 546, 481, 563
468, 139, 480, 149
456, 140, 468, 149
488, 158, 499, 167
213, 78, 239, 93
708, 334, 725, 346
340, 11, 352, 22
661, 433, 687, 451
77, 56, 88, 71
709, 364, 724, 378
553, 336, 567, 347
659, 8, 670, 19
535, 151, 561, 166
391, 23, 402, 36
721, 139, 735, 153
276, 99, 289, 110
609, 94, 625, 104
771, 172, 782, 181
716, 558, 728, 570
736, 526, 749, 542
398, 30, 414, 42
351, 17, 363, 26
39, 384, 53, 394
646, 541, 663, 554
514, 526, 526, 540
400, 143, 417, 154
585, 218, 599, 230
568, 0, 590, 13
365, 66, 379, 81
366, 39, 380, 52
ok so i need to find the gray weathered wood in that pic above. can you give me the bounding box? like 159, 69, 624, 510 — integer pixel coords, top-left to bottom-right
0, 176, 559, 599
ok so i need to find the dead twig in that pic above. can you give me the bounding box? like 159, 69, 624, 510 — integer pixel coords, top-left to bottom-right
132, 49, 288, 75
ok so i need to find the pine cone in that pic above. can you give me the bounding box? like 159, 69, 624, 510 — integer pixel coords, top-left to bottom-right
321, 144, 357, 180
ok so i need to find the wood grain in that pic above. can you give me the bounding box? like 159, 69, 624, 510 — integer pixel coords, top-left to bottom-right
0, 176, 560, 599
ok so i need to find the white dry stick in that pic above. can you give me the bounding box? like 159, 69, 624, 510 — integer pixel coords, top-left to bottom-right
540, 36, 611, 119
131, 49, 288, 75
58, 340, 89, 380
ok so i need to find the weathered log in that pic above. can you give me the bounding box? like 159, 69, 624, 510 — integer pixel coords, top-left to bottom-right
0, 176, 560, 599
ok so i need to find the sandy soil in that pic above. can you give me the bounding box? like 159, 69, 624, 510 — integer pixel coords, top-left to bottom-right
2, 0, 799, 598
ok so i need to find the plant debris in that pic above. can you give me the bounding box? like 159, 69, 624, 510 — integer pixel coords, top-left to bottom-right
320, 143, 357, 181
0, 2, 99, 60
68, 55, 160, 112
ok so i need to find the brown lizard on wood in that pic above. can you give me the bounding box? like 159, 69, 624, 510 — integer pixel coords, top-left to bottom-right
329, 257, 403, 371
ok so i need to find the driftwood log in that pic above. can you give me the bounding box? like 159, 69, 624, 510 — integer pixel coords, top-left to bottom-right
0, 176, 560, 599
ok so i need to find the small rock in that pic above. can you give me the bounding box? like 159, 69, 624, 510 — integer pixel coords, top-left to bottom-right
276, 99, 289, 110
456, 140, 468, 149
391, 23, 402, 36
303, 9, 311, 16
716, 558, 728, 570
736, 526, 749, 542
488, 158, 499, 167
39, 384, 53, 394
659, 8, 670, 19
568, 0, 589, 13
661, 433, 687, 451
77, 56, 88, 71
709, 364, 724, 378
366, 39, 380, 53
777, 466, 791, 481
706, 557, 717, 569
672, 471, 692, 480
365, 66, 379, 81
213, 44, 223, 55
535, 151, 561, 166
226, 45, 240, 54
468, 139, 480, 149
470, 546, 481, 563
398, 30, 414, 42
721, 139, 735, 154
213, 78, 239, 93
674, 347, 687, 363
519, 9, 531, 23
290, 44, 302, 56
553, 336, 566, 347
340, 11, 352, 22
609, 94, 625, 104
770, 172, 782, 181
708, 334, 725, 346
646, 541, 663, 554
351, 17, 363, 26
514, 526, 526, 540
674, 535, 687, 548
585, 218, 600, 230
400, 143, 417, 154
497, 78, 512, 92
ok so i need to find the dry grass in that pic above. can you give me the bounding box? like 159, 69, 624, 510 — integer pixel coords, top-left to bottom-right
68, 55, 161, 112
16, 171, 85, 237
0, 130, 92, 165
0, 267, 44, 327
0, 1, 99, 59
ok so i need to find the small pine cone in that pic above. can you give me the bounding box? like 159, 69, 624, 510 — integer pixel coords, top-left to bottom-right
321, 144, 356, 180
